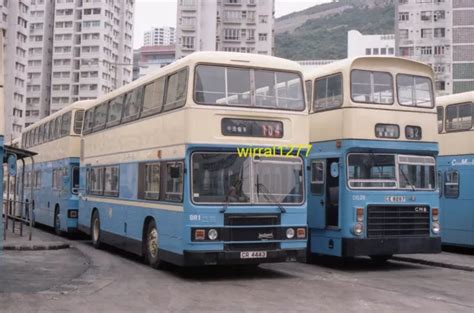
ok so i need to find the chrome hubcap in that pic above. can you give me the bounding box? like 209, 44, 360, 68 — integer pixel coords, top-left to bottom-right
148, 228, 158, 259
93, 218, 99, 242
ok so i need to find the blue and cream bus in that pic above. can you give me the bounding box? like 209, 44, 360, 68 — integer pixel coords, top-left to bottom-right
437, 91, 474, 248
304, 57, 441, 262
78, 52, 308, 267
20, 101, 91, 234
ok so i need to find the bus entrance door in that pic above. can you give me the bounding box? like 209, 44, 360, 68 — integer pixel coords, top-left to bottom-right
325, 158, 339, 229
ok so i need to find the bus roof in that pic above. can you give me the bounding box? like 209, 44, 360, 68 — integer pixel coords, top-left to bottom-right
303, 56, 433, 80
81, 51, 304, 112
23, 100, 94, 133
437, 91, 474, 108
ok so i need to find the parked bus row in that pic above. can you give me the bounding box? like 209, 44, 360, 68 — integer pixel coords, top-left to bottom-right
10, 51, 472, 268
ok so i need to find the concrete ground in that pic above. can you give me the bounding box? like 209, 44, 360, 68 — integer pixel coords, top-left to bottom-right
1, 227, 473, 313
1, 220, 69, 250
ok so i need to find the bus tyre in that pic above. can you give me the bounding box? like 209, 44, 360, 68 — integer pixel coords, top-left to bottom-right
370, 255, 392, 264
145, 220, 162, 269
91, 211, 102, 249
54, 207, 63, 236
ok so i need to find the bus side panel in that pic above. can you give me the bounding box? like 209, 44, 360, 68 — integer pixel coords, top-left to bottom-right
439, 156, 474, 248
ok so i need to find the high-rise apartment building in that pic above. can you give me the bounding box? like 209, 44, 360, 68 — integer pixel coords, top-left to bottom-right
26, 0, 55, 127
144, 26, 175, 46
176, 0, 275, 59
25, 0, 135, 126
395, 0, 474, 95
1, 0, 29, 141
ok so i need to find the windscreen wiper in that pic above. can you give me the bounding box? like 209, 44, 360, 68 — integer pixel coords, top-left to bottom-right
220, 191, 232, 213
399, 166, 416, 191
256, 176, 286, 213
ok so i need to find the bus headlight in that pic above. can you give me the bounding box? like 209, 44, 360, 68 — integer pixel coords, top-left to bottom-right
208, 229, 218, 241
352, 223, 363, 236
432, 222, 440, 234
286, 228, 295, 239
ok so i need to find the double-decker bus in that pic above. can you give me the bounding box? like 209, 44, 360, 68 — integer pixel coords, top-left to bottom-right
78, 52, 308, 267
436, 91, 474, 248
20, 101, 91, 234
304, 57, 441, 262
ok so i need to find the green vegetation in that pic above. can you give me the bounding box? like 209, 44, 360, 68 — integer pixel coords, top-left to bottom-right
275, 2, 394, 60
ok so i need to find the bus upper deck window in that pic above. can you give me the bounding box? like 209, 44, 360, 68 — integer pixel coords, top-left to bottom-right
314, 74, 342, 111
60, 111, 72, 137
351, 70, 393, 105
195, 65, 304, 111
445, 102, 473, 131
397, 74, 433, 108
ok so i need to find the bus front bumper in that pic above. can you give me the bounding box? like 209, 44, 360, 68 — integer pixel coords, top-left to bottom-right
166, 249, 306, 266
342, 237, 441, 257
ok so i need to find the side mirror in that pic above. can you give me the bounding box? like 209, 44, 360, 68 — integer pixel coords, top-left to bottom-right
170, 166, 181, 179
330, 162, 339, 178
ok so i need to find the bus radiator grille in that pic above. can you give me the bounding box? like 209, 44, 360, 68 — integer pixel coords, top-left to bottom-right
367, 205, 430, 238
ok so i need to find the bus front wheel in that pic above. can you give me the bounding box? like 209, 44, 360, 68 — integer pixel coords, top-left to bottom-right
91, 210, 102, 249
144, 220, 163, 269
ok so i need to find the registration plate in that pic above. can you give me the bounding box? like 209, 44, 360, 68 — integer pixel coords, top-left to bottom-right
240, 251, 267, 259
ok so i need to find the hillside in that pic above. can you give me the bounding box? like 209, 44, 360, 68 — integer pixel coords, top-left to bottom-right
275, 0, 395, 60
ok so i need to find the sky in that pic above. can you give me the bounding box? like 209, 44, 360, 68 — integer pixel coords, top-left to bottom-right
133, 0, 331, 48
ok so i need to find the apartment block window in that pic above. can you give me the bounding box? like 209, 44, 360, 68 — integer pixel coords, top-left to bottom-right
224, 29, 240, 40
421, 28, 432, 38
247, 29, 255, 40
399, 12, 409, 21
433, 64, 445, 73
399, 46, 414, 56
399, 29, 409, 39
434, 28, 445, 38
259, 15, 268, 23
224, 10, 240, 21
388, 47, 394, 54
434, 10, 445, 21
435, 81, 446, 91
399, 0, 408, 3
421, 11, 432, 21
381, 48, 387, 55
258, 33, 267, 41
373, 48, 379, 55
182, 36, 195, 49
420, 46, 432, 55
434, 45, 445, 55
365, 48, 371, 55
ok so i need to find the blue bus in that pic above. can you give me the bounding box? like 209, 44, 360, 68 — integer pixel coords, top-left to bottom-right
437, 91, 474, 248
20, 101, 91, 235
304, 57, 441, 262
78, 52, 309, 267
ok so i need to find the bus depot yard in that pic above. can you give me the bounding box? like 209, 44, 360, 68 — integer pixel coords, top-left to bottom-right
2, 52, 474, 312
0, 225, 473, 312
